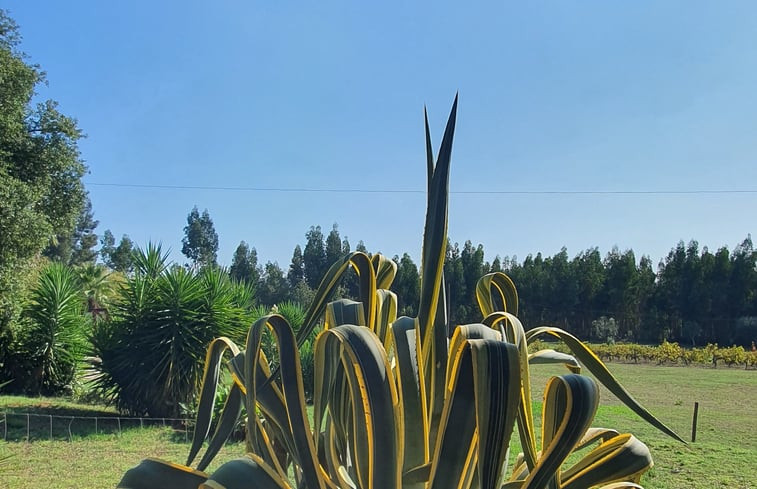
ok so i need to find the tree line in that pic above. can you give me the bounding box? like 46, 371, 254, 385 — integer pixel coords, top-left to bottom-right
125, 204, 755, 348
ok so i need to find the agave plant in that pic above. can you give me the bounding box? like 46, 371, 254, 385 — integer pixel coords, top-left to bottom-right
118, 98, 683, 489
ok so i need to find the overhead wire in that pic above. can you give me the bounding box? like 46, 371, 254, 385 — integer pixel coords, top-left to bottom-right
85, 182, 757, 195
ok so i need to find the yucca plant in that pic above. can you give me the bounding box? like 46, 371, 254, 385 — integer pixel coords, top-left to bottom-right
21, 262, 90, 394
118, 98, 683, 489
91, 244, 251, 417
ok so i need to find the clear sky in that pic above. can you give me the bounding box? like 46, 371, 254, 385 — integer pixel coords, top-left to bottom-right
7, 1, 757, 269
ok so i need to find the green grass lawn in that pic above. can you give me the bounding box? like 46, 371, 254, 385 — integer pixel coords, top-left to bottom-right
1, 363, 755, 488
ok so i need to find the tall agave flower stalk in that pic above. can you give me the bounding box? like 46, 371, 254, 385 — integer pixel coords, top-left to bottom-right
118, 97, 683, 489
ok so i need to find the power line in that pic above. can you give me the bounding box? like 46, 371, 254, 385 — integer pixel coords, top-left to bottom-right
85, 182, 757, 195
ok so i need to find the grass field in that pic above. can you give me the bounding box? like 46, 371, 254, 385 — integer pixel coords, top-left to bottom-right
1, 363, 755, 488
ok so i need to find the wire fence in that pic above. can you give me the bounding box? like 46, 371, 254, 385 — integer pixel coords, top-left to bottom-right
0, 411, 196, 443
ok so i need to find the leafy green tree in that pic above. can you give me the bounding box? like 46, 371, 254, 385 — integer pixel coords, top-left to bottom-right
340, 236, 362, 299
287, 244, 305, 288
45, 196, 99, 265
111, 235, 135, 273
258, 262, 289, 306
443, 241, 466, 324
490, 255, 502, 273
229, 240, 260, 286
100, 230, 134, 273
100, 230, 116, 263
391, 253, 420, 317
544, 247, 578, 332
635, 255, 657, 342
0, 10, 87, 372
303, 225, 326, 289
572, 248, 605, 339
708, 246, 733, 342
69, 198, 99, 265
325, 223, 343, 267
601, 247, 641, 341
341, 236, 351, 255
460, 240, 485, 323
181, 206, 219, 269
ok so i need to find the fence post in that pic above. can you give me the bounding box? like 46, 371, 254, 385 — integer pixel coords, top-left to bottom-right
94, 417, 98, 435
68, 417, 74, 442
117, 417, 121, 436
691, 401, 699, 442
26, 413, 30, 442
50, 415, 53, 440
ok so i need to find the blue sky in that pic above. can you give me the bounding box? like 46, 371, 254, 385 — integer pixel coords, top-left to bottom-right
7, 1, 757, 269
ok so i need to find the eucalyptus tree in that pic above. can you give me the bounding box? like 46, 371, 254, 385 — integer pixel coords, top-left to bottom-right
303, 225, 327, 289
182, 206, 219, 269
229, 240, 260, 286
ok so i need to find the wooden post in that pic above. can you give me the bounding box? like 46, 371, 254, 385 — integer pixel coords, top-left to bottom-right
691, 401, 699, 442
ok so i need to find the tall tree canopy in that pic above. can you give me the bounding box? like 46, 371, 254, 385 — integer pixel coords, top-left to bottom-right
325, 223, 343, 267
229, 240, 260, 285
287, 244, 305, 288
181, 206, 219, 269
0, 10, 87, 335
303, 225, 326, 289
45, 196, 99, 265
100, 230, 134, 273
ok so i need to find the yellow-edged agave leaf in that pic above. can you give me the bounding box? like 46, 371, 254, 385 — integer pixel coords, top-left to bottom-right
596, 483, 644, 489
417, 97, 456, 349
525, 326, 686, 444
196, 383, 244, 471
428, 336, 520, 489
425, 273, 449, 455
117, 458, 208, 489
470, 339, 521, 489
373, 288, 398, 348
516, 375, 599, 489
325, 299, 367, 329
298, 252, 376, 347
187, 337, 241, 468
560, 434, 653, 489
476, 272, 519, 317
391, 316, 427, 485
245, 315, 325, 489
199, 454, 292, 489
227, 348, 294, 462
528, 349, 581, 374
574, 428, 621, 451
482, 311, 538, 471
371, 253, 398, 290
313, 324, 402, 489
